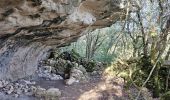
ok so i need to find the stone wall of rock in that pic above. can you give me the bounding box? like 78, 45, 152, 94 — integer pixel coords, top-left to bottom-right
0, 0, 127, 81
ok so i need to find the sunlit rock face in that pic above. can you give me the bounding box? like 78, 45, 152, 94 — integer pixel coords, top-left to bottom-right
0, 0, 126, 81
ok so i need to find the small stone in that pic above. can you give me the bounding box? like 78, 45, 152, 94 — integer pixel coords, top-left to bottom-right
71, 68, 84, 80
98, 71, 103, 75
79, 65, 87, 73
35, 86, 46, 97
73, 62, 79, 67
6, 85, 14, 94
51, 67, 57, 73
14, 94, 19, 98
25, 92, 33, 96
49, 59, 57, 66
30, 86, 37, 94
46, 78, 50, 81
14, 84, 24, 95
50, 74, 63, 80
31, 81, 36, 85
67, 60, 71, 65
16, 89, 22, 95
2, 80, 9, 87
0, 81, 3, 88
15, 83, 20, 87
25, 85, 29, 89
91, 71, 98, 75
43, 66, 52, 73
22, 80, 36, 85
19, 84, 24, 88
23, 88, 29, 93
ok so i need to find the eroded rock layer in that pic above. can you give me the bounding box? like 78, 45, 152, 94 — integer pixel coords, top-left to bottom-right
0, 0, 126, 81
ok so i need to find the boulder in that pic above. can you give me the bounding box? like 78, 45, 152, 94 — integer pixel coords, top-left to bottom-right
34, 86, 46, 98
33, 87, 61, 99
65, 65, 88, 85
30, 86, 37, 94
65, 77, 77, 85
14, 94, 19, 98
45, 88, 61, 98
71, 65, 88, 80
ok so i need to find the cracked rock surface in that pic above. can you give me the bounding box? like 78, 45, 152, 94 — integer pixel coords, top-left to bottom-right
0, 0, 126, 81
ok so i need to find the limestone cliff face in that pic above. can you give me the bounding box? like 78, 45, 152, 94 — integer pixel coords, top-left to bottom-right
0, 0, 126, 81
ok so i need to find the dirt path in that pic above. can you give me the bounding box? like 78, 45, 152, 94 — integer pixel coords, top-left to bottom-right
0, 73, 159, 100
35, 74, 129, 100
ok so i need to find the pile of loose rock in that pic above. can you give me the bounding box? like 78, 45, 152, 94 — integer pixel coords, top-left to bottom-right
38, 57, 89, 85
0, 80, 35, 97
37, 64, 63, 81
0, 50, 106, 100
0, 79, 61, 99
37, 50, 105, 85
0, 50, 104, 99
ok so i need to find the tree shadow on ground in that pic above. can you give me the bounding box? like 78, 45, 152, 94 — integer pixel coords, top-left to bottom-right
35, 71, 128, 100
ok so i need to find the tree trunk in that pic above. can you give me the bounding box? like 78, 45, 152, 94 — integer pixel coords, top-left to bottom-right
153, 66, 160, 98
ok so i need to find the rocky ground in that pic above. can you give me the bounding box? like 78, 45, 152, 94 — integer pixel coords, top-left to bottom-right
0, 73, 127, 100
0, 51, 159, 100
0, 72, 158, 100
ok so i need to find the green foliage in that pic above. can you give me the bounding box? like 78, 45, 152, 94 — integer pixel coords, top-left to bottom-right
129, 56, 169, 97
53, 50, 99, 72
95, 49, 117, 64
55, 49, 81, 62
81, 60, 96, 72
104, 59, 130, 80
161, 91, 170, 100
56, 0, 170, 97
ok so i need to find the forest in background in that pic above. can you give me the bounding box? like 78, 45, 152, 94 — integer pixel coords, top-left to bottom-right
58, 0, 170, 99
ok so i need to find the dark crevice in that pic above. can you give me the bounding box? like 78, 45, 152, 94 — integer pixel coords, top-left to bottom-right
38, 7, 46, 13
0, 15, 67, 41
2, 8, 14, 17
29, 13, 41, 19
28, 0, 42, 7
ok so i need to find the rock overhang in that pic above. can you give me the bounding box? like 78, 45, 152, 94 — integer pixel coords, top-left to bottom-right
0, 0, 131, 81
